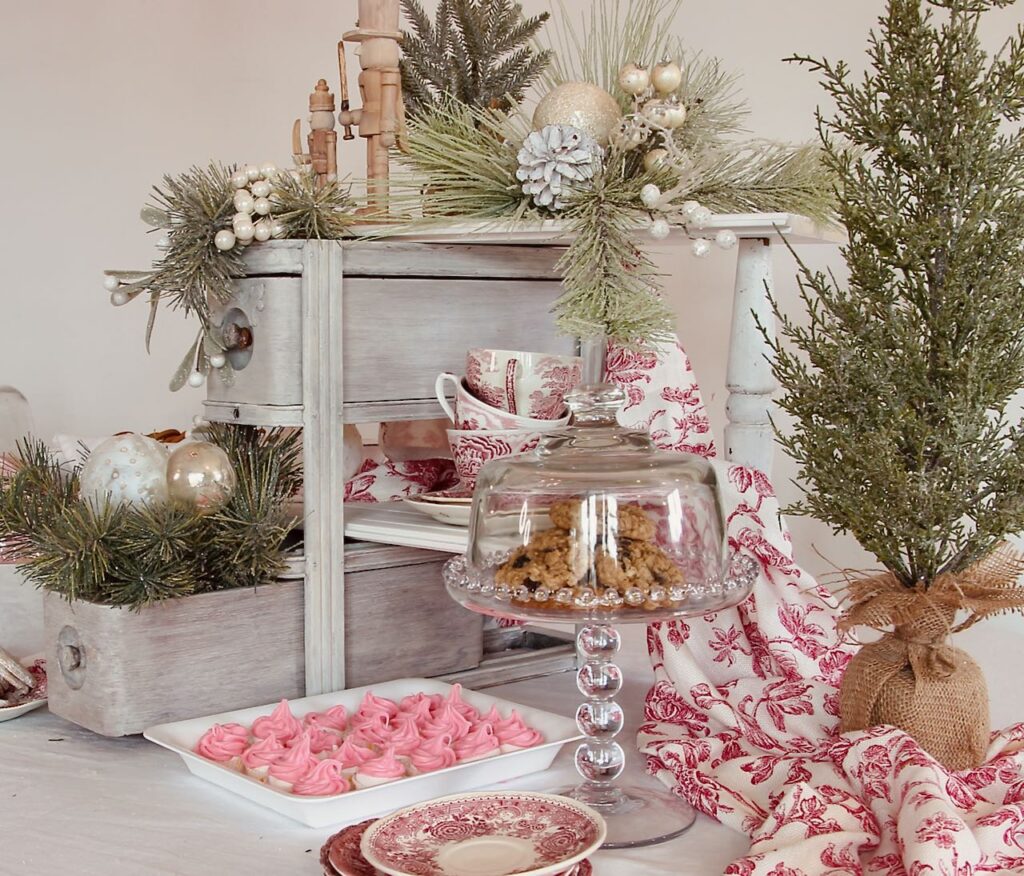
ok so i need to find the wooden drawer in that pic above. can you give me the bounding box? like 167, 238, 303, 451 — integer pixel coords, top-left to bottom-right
205, 241, 574, 419
44, 543, 483, 736
342, 542, 484, 688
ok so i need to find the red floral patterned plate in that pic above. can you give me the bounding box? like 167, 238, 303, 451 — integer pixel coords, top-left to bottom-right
322, 820, 593, 876
360, 792, 605, 876
0, 658, 47, 723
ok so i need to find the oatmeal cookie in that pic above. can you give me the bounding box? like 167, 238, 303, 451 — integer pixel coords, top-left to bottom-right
547, 499, 656, 542
496, 530, 586, 591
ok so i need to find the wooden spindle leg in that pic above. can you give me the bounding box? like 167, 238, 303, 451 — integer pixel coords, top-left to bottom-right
725, 237, 777, 474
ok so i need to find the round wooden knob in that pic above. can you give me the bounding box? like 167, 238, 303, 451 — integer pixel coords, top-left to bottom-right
57, 624, 87, 690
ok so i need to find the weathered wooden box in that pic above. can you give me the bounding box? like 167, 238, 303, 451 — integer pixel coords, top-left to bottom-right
43, 543, 482, 736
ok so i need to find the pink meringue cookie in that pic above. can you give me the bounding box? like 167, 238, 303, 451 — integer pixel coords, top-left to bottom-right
267, 733, 318, 792
194, 723, 249, 768
354, 745, 407, 789
352, 691, 399, 729
410, 733, 458, 773
494, 710, 544, 752
399, 697, 434, 726
399, 692, 434, 714
422, 702, 472, 741
251, 699, 302, 744
292, 759, 352, 797
332, 734, 377, 772
453, 722, 499, 762
323, 704, 350, 731
446, 684, 481, 721
241, 733, 288, 779
304, 711, 347, 737
479, 705, 503, 726
355, 710, 393, 746
387, 715, 424, 757
306, 726, 342, 757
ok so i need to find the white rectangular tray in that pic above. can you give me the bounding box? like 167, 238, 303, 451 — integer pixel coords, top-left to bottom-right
144, 678, 580, 828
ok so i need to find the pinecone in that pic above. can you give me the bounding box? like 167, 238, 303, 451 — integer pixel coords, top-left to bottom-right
516, 125, 603, 210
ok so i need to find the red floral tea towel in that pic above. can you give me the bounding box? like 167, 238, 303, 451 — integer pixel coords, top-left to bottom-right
606, 338, 715, 457
622, 336, 1024, 874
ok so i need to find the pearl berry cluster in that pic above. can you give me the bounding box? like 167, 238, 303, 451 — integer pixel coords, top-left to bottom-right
614, 60, 738, 257
216, 163, 285, 252
612, 58, 687, 159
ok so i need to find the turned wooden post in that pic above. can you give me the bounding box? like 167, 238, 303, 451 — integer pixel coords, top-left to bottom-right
725, 237, 777, 474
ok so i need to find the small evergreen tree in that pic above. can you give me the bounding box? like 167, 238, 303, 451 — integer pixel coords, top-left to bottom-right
399, 0, 552, 117
777, 0, 1024, 588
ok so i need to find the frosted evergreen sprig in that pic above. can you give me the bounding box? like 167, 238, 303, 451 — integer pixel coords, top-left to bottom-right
400, 0, 552, 116
0, 426, 301, 610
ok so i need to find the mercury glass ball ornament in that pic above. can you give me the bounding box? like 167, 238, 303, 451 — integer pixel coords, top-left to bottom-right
662, 96, 688, 130
166, 441, 237, 512
651, 58, 684, 95
80, 434, 169, 508
643, 148, 669, 171
616, 63, 650, 96
533, 82, 622, 147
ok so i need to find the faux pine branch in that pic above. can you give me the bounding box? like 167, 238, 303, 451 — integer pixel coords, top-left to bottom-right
773, 0, 1024, 587
400, 0, 552, 116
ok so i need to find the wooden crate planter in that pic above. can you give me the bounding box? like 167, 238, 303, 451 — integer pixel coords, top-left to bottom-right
43, 544, 482, 736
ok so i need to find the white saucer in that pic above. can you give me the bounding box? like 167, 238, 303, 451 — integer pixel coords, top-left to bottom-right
404, 496, 473, 527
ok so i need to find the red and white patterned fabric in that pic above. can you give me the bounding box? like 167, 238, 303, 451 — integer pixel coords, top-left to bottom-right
605, 338, 715, 458
619, 334, 1024, 875
343, 458, 459, 504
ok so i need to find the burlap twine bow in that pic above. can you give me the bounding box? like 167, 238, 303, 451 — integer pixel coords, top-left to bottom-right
837, 544, 1024, 770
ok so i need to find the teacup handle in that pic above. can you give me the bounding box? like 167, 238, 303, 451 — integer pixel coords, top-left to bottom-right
434, 372, 459, 423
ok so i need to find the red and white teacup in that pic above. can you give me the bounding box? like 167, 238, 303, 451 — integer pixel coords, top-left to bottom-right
447, 428, 544, 489
435, 373, 571, 431
465, 349, 583, 419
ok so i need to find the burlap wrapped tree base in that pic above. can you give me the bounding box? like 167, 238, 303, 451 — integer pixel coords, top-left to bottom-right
836, 550, 1024, 771
838, 608, 990, 771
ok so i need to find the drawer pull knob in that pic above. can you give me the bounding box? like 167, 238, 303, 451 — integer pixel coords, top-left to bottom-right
57, 625, 87, 689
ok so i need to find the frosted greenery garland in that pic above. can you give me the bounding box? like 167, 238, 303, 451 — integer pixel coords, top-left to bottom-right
105, 164, 356, 390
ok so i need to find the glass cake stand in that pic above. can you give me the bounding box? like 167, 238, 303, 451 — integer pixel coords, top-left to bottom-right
442, 384, 757, 848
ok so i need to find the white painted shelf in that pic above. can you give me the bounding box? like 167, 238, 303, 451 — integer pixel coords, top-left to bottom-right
354, 213, 846, 247
343, 503, 469, 554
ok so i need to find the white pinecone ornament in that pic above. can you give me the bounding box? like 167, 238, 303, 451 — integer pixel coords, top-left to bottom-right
516, 125, 602, 210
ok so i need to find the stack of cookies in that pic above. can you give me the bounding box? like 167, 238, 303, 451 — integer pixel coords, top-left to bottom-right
495, 498, 686, 610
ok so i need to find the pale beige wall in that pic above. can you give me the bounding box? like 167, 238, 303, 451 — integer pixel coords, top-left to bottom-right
1, 1, 1020, 580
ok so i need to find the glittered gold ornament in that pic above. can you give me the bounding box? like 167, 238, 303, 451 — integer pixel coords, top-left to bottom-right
532, 82, 622, 147
80, 434, 169, 509
166, 441, 237, 512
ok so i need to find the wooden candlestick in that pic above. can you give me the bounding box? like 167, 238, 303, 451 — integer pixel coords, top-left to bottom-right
339, 0, 406, 216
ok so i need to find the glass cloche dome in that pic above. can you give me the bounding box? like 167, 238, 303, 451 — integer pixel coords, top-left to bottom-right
444, 384, 755, 623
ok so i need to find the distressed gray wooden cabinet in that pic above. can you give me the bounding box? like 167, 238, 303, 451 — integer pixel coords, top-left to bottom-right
203, 238, 578, 696
201, 218, 841, 697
